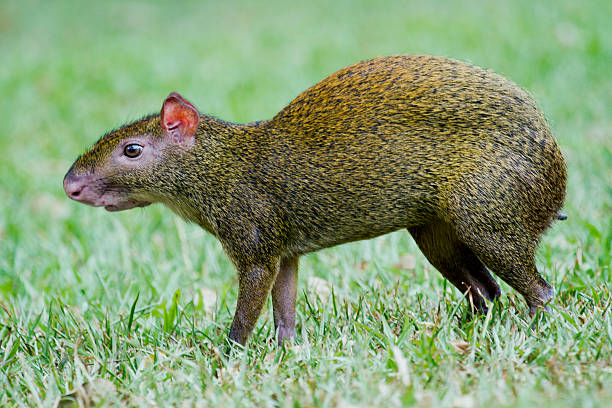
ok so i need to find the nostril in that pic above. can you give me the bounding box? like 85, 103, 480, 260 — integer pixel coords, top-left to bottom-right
64, 176, 86, 200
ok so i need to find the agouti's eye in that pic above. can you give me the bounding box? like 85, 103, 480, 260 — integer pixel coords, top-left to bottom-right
124, 144, 143, 158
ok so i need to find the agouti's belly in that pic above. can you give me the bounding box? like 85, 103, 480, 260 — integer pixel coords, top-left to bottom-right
281, 178, 439, 255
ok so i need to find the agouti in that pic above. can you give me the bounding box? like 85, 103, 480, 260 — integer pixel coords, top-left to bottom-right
64, 55, 567, 346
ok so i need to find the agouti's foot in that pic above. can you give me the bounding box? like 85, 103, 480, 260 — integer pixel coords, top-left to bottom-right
527, 279, 554, 315
528, 302, 552, 316
277, 324, 296, 345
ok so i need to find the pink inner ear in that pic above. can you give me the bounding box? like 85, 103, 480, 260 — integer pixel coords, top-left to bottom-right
161, 93, 200, 144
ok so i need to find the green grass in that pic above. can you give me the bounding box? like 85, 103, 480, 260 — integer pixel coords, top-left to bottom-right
1, 0, 611, 406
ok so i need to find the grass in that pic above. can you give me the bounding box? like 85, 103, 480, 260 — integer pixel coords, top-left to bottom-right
1, 0, 611, 406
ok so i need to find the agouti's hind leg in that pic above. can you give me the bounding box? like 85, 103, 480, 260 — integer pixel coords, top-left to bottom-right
453, 224, 553, 314
449, 161, 559, 314
408, 222, 501, 313
465, 238, 553, 314
272, 256, 299, 344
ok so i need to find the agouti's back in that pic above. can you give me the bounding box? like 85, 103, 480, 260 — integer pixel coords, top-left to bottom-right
64, 55, 567, 346
255, 55, 565, 255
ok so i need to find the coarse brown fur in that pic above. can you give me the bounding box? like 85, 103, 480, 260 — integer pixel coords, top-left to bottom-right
64, 55, 567, 346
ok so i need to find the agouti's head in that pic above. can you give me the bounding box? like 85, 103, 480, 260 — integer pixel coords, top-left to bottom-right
63, 92, 200, 211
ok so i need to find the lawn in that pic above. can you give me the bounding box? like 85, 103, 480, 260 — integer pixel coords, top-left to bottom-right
0, 0, 611, 406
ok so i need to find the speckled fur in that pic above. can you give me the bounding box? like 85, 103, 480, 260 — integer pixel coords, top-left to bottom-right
66, 55, 567, 345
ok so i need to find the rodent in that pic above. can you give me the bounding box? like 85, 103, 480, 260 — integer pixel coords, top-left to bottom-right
63, 55, 567, 346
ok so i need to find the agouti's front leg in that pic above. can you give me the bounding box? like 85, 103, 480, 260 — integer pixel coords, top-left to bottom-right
272, 256, 299, 344
228, 260, 280, 345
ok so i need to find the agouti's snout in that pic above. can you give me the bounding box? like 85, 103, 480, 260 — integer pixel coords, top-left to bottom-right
64, 171, 151, 211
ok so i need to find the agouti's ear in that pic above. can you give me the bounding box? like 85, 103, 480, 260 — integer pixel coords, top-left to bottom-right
161, 92, 200, 146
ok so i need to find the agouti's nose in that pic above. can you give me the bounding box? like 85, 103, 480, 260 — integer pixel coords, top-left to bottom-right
63, 174, 86, 201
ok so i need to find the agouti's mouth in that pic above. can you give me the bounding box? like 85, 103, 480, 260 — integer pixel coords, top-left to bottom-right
104, 201, 152, 212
